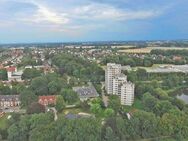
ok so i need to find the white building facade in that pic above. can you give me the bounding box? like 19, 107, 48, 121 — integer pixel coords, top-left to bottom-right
120, 82, 135, 106
105, 63, 135, 106
112, 74, 127, 96
105, 63, 121, 94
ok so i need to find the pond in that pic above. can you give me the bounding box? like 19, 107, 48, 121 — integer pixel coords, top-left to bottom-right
177, 94, 188, 104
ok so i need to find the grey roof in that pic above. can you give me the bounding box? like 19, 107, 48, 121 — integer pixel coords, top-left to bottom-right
0, 95, 20, 101
73, 86, 99, 99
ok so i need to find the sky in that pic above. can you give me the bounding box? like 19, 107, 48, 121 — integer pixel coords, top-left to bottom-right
0, 0, 188, 43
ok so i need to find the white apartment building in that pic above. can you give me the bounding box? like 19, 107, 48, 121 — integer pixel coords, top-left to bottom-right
112, 74, 127, 96
120, 82, 135, 106
105, 63, 135, 106
105, 63, 121, 94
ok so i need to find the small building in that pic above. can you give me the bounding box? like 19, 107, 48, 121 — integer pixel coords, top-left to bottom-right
173, 56, 182, 61
0, 95, 20, 108
6, 66, 23, 82
73, 86, 99, 101
38, 95, 56, 106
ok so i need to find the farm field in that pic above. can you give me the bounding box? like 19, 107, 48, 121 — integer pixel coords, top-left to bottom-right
118, 46, 188, 53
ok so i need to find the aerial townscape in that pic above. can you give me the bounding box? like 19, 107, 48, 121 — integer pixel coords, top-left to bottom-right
0, 0, 188, 141
0, 41, 188, 141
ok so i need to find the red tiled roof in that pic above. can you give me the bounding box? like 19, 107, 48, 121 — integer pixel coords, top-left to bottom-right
38, 95, 56, 106
6, 66, 16, 72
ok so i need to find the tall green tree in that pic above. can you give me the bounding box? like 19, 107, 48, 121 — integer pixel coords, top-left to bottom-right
55, 95, 65, 112
20, 89, 37, 108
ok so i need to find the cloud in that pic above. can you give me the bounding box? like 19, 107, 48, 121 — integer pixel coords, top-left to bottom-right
17, 0, 69, 25
0, 0, 173, 38
72, 3, 163, 21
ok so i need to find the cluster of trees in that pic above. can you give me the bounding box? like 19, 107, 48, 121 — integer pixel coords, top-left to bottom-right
126, 69, 188, 90
90, 97, 115, 117
52, 53, 104, 83
0, 83, 24, 95
101, 50, 188, 67
18, 54, 43, 68
22, 68, 42, 80
142, 91, 187, 116
29, 73, 66, 96
5, 109, 188, 141
19, 73, 80, 108
0, 69, 7, 81
151, 49, 188, 56
101, 55, 153, 67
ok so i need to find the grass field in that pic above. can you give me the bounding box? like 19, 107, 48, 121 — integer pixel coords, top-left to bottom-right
118, 47, 188, 54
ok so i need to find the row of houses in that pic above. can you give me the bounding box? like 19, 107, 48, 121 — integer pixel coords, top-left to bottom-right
0, 64, 54, 82
0, 85, 99, 108
0, 95, 56, 108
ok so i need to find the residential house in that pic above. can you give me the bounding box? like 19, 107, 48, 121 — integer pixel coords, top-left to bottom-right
0, 95, 20, 108
38, 96, 56, 106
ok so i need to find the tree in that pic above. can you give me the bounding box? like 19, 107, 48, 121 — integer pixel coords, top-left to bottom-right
29, 124, 56, 141
108, 95, 121, 114
60, 89, 79, 104
0, 84, 11, 95
172, 98, 185, 110
160, 110, 188, 139
137, 68, 148, 80
104, 108, 115, 117
142, 92, 158, 112
151, 80, 160, 88
90, 103, 102, 115
129, 111, 159, 139
104, 127, 120, 141
143, 59, 153, 67
20, 89, 37, 108
22, 68, 42, 80
31, 77, 48, 95
55, 118, 101, 141
48, 81, 61, 94
8, 124, 20, 141
154, 101, 175, 116
55, 95, 65, 112
0, 69, 7, 80
27, 102, 45, 114
153, 88, 169, 100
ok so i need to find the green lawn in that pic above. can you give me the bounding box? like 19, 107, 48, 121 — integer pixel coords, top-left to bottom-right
0, 114, 9, 130
63, 108, 85, 114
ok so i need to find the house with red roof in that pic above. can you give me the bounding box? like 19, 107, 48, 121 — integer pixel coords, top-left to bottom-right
38, 96, 56, 106
6, 66, 17, 73
5, 66, 23, 82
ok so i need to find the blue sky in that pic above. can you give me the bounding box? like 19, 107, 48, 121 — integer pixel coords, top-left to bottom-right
0, 0, 187, 43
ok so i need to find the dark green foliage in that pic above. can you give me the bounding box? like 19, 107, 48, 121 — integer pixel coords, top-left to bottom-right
60, 88, 79, 104
22, 68, 42, 80
27, 102, 45, 114
108, 95, 121, 114
55, 95, 65, 112
20, 89, 37, 108
31, 77, 49, 95
52, 53, 105, 83
0, 69, 8, 80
